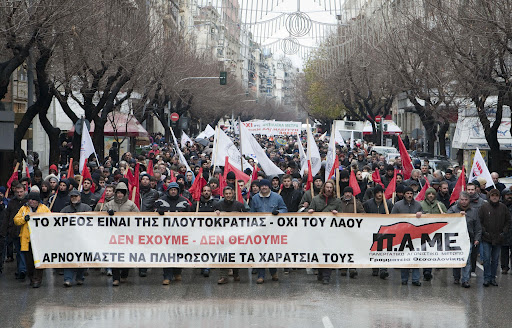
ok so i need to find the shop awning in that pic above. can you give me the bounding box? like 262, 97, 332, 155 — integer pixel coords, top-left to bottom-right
452, 116, 512, 150
67, 112, 149, 137
363, 120, 402, 135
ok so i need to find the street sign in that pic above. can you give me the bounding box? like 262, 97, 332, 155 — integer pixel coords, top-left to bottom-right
170, 113, 179, 122
74, 118, 91, 135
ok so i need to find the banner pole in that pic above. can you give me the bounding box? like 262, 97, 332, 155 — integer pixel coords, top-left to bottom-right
383, 195, 389, 214
212, 125, 220, 174
6, 162, 20, 199
49, 189, 58, 212
353, 195, 357, 214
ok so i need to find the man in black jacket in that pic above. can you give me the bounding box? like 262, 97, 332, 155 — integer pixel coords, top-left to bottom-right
138, 173, 159, 278
193, 185, 218, 277
155, 182, 191, 284
50, 179, 70, 213
2, 183, 27, 279
280, 174, 302, 212
437, 181, 451, 209
479, 188, 511, 287
214, 186, 245, 284
61, 190, 92, 287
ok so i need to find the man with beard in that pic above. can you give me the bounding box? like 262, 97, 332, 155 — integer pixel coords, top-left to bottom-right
194, 185, 218, 277
340, 186, 365, 279
214, 186, 245, 284
154, 182, 191, 285
437, 181, 451, 209
382, 165, 395, 188
363, 185, 393, 279
392, 186, 423, 286
102, 182, 139, 286
299, 176, 323, 211
467, 182, 486, 277
280, 174, 302, 212
500, 189, 512, 274
61, 190, 92, 287
80, 178, 97, 208
420, 188, 447, 281
49, 179, 70, 212
307, 180, 342, 284
479, 189, 511, 287
447, 191, 481, 287
138, 173, 160, 278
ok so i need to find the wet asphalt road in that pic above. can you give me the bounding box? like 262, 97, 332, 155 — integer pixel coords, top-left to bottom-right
0, 263, 511, 328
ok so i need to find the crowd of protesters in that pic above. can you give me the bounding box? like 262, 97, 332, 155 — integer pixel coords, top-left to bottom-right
0, 130, 510, 288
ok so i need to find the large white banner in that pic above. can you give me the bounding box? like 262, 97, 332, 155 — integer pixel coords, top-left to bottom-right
242, 120, 301, 136
28, 213, 470, 269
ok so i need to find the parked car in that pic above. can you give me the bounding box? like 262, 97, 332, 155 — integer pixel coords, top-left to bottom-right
371, 146, 399, 157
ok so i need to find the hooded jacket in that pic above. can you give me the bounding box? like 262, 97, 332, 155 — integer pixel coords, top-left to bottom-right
14, 203, 51, 251
139, 184, 159, 212
421, 188, 447, 214
103, 182, 139, 213
154, 188, 192, 213
50, 180, 71, 213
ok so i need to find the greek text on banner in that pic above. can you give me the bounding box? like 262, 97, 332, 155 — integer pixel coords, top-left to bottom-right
27, 213, 471, 269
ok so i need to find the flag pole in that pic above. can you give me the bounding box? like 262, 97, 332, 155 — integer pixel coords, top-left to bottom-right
6, 162, 20, 199
383, 194, 389, 214
353, 195, 357, 214
331, 122, 340, 198
49, 189, 58, 211
335, 168, 340, 198
238, 117, 243, 172
306, 119, 314, 197
212, 125, 220, 174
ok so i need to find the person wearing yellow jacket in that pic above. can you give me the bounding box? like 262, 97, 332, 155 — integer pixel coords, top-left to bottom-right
13, 192, 51, 288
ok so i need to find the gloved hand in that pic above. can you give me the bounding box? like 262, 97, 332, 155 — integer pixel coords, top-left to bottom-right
272, 209, 279, 216
24, 215, 30, 222
158, 210, 165, 215
107, 209, 115, 216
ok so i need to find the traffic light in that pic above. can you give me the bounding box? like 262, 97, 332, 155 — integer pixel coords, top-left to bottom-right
220, 71, 227, 85
383, 123, 388, 132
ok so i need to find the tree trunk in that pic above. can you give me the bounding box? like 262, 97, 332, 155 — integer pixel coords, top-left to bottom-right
39, 110, 61, 166
93, 115, 106, 161
438, 122, 449, 157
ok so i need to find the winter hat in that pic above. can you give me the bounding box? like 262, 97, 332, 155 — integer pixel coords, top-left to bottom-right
343, 186, 353, 194
488, 188, 500, 197
27, 192, 41, 202
0, 186, 6, 194
29, 186, 40, 193
425, 187, 436, 196
258, 179, 271, 188
396, 184, 405, 193
168, 182, 180, 190
226, 171, 236, 180
403, 186, 413, 194
49, 164, 58, 172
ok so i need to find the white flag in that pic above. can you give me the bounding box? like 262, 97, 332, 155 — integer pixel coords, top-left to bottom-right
334, 129, 345, 146
181, 131, 193, 149
325, 133, 336, 182
350, 131, 354, 150
319, 131, 327, 141
170, 128, 191, 172
240, 124, 284, 176
196, 124, 215, 140
468, 148, 494, 188
79, 120, 96, 174
298, 134, 308, 176
212, 126, 250, 171
306, 123, 322, 176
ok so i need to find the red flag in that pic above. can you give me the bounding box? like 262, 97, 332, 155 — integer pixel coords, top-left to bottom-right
67, 158, 74, 180
384, 169, 397, 199
328, 155, 339, 180
189, 168, 207, 201
25, 166, 31, 191
97, 188, 107, 203
133, 163, 140, 209
415, 179, 431, 201
147, 159, 154, 176
169, 170, 176, 183
449, 166, 467, 205
236, 183, 244, 202
251, 164, 260, 181
349, 169, 361, 196
81, 160, 95, 193
6, 167, 18, 190
223, 157, 250, 184
305, 160, 313, 191
372, 168, 385, 188
398, 136, 413, 180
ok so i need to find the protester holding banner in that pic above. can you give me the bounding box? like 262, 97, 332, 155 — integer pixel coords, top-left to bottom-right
13, 192, 51, 288
307, 180, 343, 284
280, 174, 302, 213
447, 191, 481, 288
61, 190, 92, 287
391, 186, 423, 286
154, 182, 191, 285
250, 179, 287, 284
102, 182, 139, 286
214, 185, 246, 284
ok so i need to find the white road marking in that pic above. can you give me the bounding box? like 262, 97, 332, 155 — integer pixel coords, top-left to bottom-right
476, 262, 484, 271
322, 316, 334, 328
